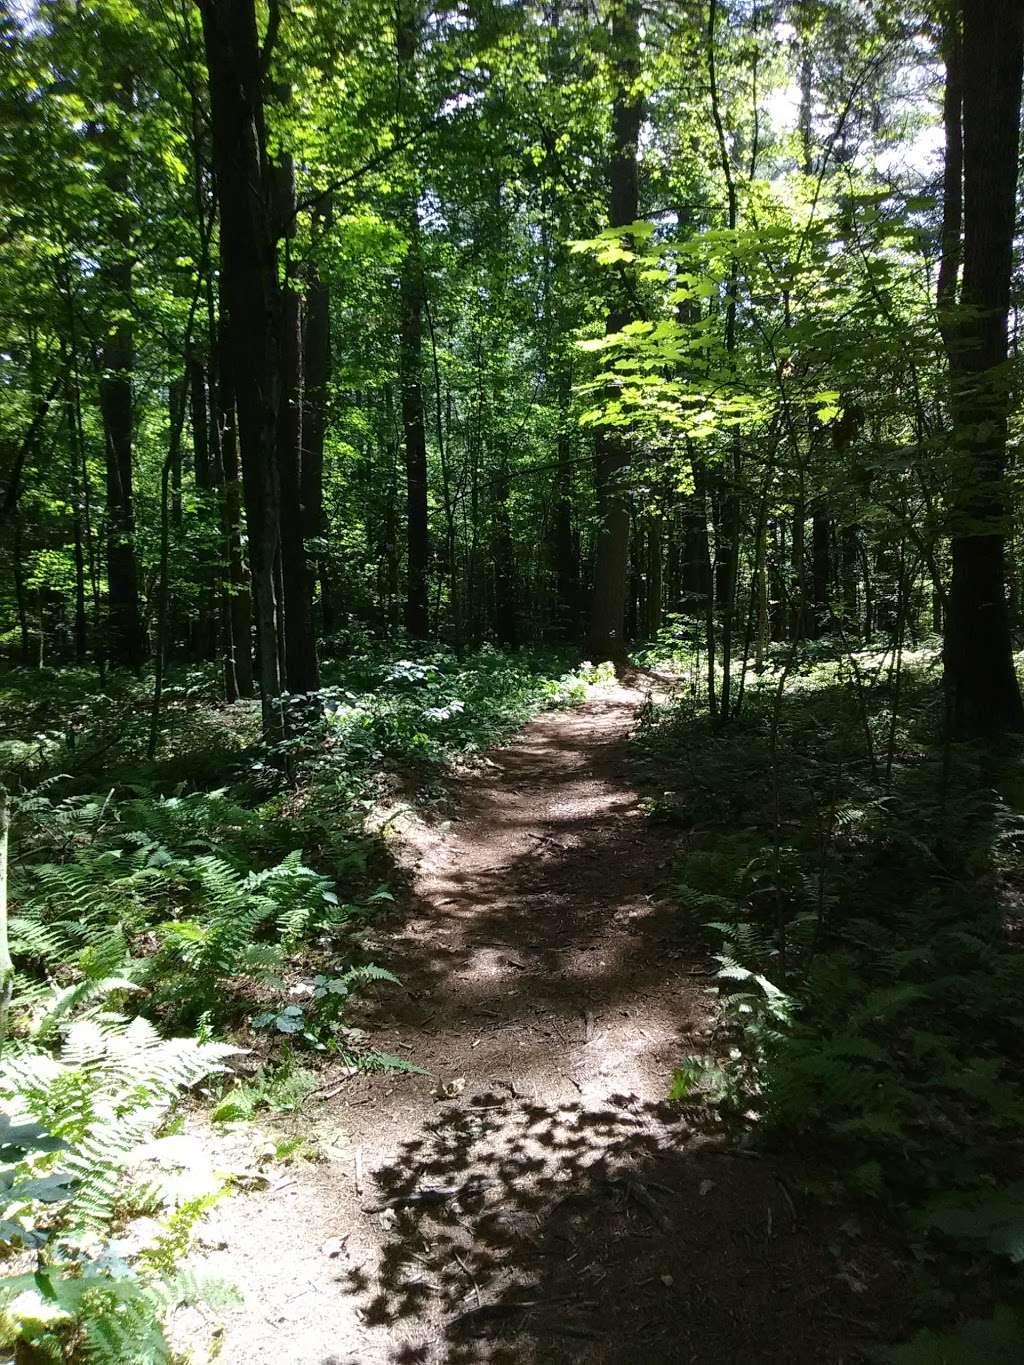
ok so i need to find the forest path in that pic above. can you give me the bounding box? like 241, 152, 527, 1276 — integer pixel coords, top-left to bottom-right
191, 681, 868, 1364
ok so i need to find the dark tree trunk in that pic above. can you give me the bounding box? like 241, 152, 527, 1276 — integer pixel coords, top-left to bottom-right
493, 465, 517, 648
551, 377, 579, 639
644, 516, 662, 638
302, 198, 332, 636
680, 491, 712, 614
399, 208, 430, 640
59, 357, 89, 662
272, 120, 319, 695
627, 520, 642, 642
189, 355, 218, 661
170, 379, 184, 532
942, 0, 1024, 737
200, 0, 283, 738
859, 539, 874, 639
588, 0, 641, 660
811, 507, 830, 633
790, 496, 805, 637
12, 518, 31, 665
396, 1, 430, 641
769, 521, 787, 641
98, 77, 145, 670
217, 328, 254, 700
840, 523, 859, 636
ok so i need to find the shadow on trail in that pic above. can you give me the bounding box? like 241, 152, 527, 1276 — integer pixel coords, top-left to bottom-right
348, 1089, 885, 1365
370, 691, 710, 1072
338, 684, 900, 1362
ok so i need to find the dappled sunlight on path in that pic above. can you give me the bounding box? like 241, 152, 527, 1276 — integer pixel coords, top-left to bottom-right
196, 682, 881, 1363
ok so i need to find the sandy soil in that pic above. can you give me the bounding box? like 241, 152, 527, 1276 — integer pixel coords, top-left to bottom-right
184, 681, 890, 1364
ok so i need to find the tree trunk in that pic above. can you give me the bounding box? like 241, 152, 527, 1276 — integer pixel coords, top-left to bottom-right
811, 506, 830, 633
587, 0, 641, 660
189, 355, 218, 661
272, 117, 319, 695
493, 464, 517, 648
98, 75, 145, 669
680, 490, 712, 614
217, 329, 254, 700
840, 523, 859, 637
790, 495, 805, 637
399, 208, 430, 640
753, 513, 768, 671
302, 198, 332, 637
645, 515, 662, 638
396, 1, 430, 641
942, 0, 1024, 737
200, 0, 283, 739
551, 373, 579, 639
61, 352, 88, 662
12, 518, 31, 666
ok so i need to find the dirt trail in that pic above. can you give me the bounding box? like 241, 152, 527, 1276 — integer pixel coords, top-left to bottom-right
191, 682, 876, 1364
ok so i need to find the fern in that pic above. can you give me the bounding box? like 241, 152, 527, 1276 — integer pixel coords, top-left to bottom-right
247, 849, 335, 948
0, 1012, 237, 1235
0, 1265, 241, 1365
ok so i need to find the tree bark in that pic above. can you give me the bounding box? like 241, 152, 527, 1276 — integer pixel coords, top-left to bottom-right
199, 0, 283, 738
272, 111, 319, 695
217, 322, 254, 700
811, 505, 830, 633
644, 515, 662, 638
399, 208, 430, 640
587, 0, 642, 660
942, 0, 1024, 737
189, 355, 218, 661
302, 198, 332, 636
98, 73, 145, 669
552, 372, 579, 639
396, 0, 430, 641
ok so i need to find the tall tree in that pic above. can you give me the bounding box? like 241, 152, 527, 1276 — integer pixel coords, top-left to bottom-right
199, 0, 284, 738
272, 84, 319, 694
588, 0, 642, 659
97, 71, 145, 669
397, 0, 430, 640
941, 0, 1024, 737
301, 198, 332, 636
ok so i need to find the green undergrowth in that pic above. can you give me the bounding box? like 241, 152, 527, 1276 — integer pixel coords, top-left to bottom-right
634, 642, 1024, 1357
0, 642, 606, 1360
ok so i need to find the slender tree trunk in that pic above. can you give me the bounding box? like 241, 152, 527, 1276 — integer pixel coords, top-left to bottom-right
841, 523, 859, 637
396, 1, 430, 641
811, 505, 830, 633
493, 463, 517, 648
790, 496, 805, 637
218, 334, 254, 700
302, 197, 331, 636
189, 355, 218, 661
645, 515, 662, 638
552, 370, 579, 638
200, 0, 283, 739
399, 208, 430, 640
98, 75, 145, 669
587, 0, 641, 660
753, 512, 768, 671
273, 117, 319, 695
707, 0, 741, 720
12, 519, 31, 666
941, 0, 1024, 736
60, 348, 88, 662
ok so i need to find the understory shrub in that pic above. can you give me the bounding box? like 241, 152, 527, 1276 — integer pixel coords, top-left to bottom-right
639, 647, 1024, 1345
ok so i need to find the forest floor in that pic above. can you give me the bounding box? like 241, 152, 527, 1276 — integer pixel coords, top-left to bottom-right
182, 678, 894, 1364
